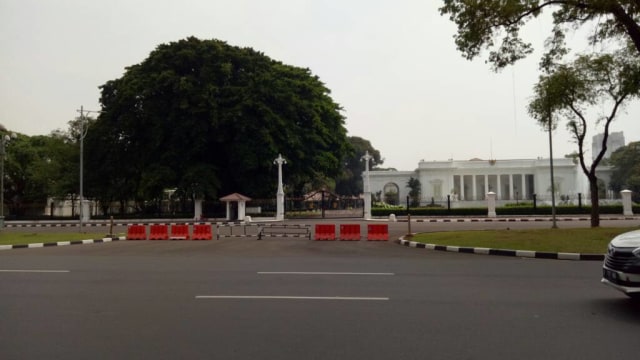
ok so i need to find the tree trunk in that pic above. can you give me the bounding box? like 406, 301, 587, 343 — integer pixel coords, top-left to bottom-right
589, 176, 600, 228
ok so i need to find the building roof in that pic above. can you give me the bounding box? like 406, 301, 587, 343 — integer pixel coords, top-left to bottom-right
219, 193, 252, 202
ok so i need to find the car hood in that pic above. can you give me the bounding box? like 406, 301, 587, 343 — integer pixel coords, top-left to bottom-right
611, 229, 640, 248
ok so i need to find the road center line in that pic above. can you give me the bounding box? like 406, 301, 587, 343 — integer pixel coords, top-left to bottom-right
257, 272, 395, 276
0, 270, 70, 273
195, 295, 389, 301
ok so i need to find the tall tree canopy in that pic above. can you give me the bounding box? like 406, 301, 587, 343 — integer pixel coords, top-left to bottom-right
528, 48, 640, 226
440, 0, 640, 70
85, 37, 350, 206
335, 137, 383, 196
2, 133, 75, 215
609, 141, 640, 201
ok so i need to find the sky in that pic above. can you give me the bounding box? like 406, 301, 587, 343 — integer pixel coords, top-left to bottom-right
1, 0, 638, 171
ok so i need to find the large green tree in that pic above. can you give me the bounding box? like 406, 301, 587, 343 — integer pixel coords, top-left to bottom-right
609, 141, 640, 201
528, 49, 640, 227
406, 177, 422, 207
2, 133, 75, 216
335, 136, 383, 196
440, 0, 640, 70
85, 37, 350, 208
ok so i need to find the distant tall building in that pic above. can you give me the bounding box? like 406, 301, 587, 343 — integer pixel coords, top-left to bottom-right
592, 132, 625, 162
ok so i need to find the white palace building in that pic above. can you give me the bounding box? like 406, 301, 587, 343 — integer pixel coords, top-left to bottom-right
369, 157, 615, 207
368, 133, 628, 207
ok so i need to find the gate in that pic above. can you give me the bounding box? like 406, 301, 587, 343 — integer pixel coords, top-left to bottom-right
285, 191, 364, 219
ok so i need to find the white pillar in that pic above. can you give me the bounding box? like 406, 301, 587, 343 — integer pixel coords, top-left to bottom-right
487, 192, 497, 218
460, 175, 465, 201
364, 194, 372, 220
80, 199, 90, 223
238, 201, 246, 221
472, 175, 477, 201
621, 190, 633, 216
521, 174, 526, 200
484, 175, 489, 196
225, 202, 230, 221
194, 198, 203, 220
497, 175, 502, 200
274, 154, 286, 221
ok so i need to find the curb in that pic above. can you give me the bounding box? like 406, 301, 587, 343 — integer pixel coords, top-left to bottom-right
409, 216, 638, 223
0, 236, 126, 251
396, 238, 605, 261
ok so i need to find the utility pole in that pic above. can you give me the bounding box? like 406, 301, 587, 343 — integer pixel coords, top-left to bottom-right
547, 104, 558, 229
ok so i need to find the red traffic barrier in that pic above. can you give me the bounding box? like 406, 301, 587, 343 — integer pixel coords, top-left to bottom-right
367, 224, 389, 241
149, 224, 169, 240
192, 224, 213, 240
170, 224, 190, 240
314, 224, 336, 241
339, 224, 361, 241
126, 224, 147, 240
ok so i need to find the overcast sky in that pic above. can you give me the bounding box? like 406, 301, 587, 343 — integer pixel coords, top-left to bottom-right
1, 0, 638, 171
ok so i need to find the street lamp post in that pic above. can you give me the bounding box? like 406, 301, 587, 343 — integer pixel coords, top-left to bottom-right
0, 131, 15, 229
547, 105, 558, 229
77, 106, 101, 231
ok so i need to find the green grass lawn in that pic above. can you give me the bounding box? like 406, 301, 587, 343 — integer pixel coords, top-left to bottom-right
0, 232, 121, 246
408, 227, 640, 254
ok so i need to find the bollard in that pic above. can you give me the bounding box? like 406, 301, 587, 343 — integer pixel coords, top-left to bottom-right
621, 190, 633, 216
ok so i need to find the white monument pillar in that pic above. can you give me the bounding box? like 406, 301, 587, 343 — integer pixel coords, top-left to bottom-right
487, 192, 497, 218
621, 190, 633, 216
460, 175, 465, 201
361, 151, 374, 220
80, 199, 90, 223
274, 154, 286, 221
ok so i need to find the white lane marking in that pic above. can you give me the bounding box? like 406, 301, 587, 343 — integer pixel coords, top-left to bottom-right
195, 295, 389, 301
257, 272, 395, 276
0, 270, 70, 273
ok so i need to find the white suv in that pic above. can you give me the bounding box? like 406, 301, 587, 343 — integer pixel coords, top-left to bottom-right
602, 229, 640, 299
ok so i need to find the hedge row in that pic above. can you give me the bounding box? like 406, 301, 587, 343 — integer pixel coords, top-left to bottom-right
372, 205, 640, 217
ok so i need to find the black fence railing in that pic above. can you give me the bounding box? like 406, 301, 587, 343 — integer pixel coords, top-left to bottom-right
4, 196, 635, 221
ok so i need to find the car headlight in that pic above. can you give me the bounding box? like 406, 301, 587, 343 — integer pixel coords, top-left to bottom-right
608, 243, 615, 255
633, 247, 640, 258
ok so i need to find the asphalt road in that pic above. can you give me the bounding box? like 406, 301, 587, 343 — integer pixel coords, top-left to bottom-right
1, 218, 639, 360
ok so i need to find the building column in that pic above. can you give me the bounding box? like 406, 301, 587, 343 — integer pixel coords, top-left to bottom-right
460, 175, 465, 201
521, 174, 526, 200
472, 175, 477, 201
497, 175, 502, 200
